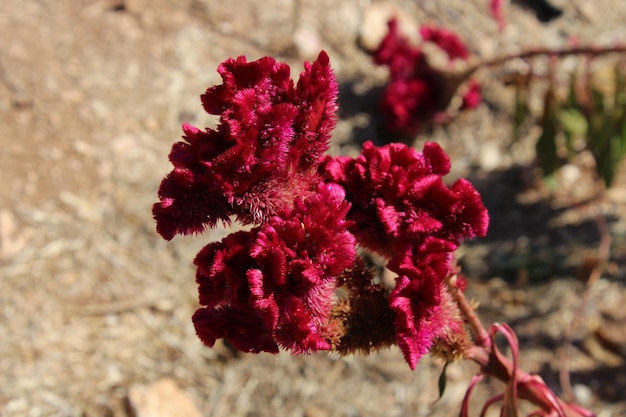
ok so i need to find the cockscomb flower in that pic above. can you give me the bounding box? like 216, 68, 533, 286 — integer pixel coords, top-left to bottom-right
320, 141, 487, 367
373, 19, 481, 135
192, 183, 356, 354
153, 51, 598, 417
153, 51, 337, 240
461, 79, 482, 110
419, 25, 470, 61
320, 140, 489, 259
155, 51, 490, 372
386, 243, 468, 369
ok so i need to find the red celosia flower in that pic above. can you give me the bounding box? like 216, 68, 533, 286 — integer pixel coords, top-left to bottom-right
419, 25, 469, 61
290, 53, 339, 170
461, 80, 482, 110
320, 141, 488, 258
153, 51, 338, 240
155, 51, 491, 372
373, 19, 482, 135
490, 0, 507, 31
373, 18, 424, 80
377, 78, 438, 135
192, 184, 356, 354
322, 141, 488, 367
387, 248, 451, 369
387, 236, 473, 369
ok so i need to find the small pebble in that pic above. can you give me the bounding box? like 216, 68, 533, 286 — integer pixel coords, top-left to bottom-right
573, 384, 593, 406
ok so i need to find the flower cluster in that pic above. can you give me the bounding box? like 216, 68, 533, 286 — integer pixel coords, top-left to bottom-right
154, 51, 489, 370
153, 51, 338, 240
373, 18, 482, 135
320, 141, 488, 367
193, 183, 355, 354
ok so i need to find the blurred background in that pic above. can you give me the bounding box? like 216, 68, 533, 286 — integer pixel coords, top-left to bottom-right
1, 0, 625, 416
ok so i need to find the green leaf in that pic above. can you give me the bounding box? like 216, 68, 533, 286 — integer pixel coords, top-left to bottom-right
614, 63, 626, 108
559, 108, 588, 154
567, 72, 579, 109
514, 86, 529, 140
559, 108, 588, 137
587, 97, 622, 187
438, 362, 450, 401
536, 122, 558, 176
591, 86, 606, 113
536, 87, 560, 180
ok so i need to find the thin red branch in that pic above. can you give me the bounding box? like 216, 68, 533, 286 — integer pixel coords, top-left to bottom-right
448, 277, 597, 417
470, 44, 626, 74
446, 276, 491, 350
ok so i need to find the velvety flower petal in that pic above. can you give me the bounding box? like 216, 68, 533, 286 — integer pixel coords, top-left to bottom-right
153, 167, 230, 240
194, 231, 255, 308
422, 141, 451, 175
201, 56, 293, 116
321, 141, 488, 259
247, 268, 281, 329
373, 19, 423, 79
274, 296, 333, 353
154, 52, 340, 238
290, 51, 339, 170
389, 276, 432, 369
190, 182, 355, 355
445, 178, 490, 239
387, 246, 454, 369
378, 77, 433, 134
193, 306, 279, 353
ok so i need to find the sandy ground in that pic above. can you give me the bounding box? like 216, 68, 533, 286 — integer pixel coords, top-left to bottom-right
1, 0, 626, 416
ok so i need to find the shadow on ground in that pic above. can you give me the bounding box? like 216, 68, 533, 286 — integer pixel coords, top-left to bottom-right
461, 165, 621, 283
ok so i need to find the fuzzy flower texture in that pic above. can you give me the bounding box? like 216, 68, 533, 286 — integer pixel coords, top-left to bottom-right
153, 51, 489, 369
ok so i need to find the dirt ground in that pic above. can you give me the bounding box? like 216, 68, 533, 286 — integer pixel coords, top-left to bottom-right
1, 0, 626, 416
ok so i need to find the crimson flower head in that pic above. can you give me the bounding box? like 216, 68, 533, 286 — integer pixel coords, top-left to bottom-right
387, 247, 464, 369
192, 183, 355, 354
153, 51, 338, 240
320, 141, 488, 258
419, 25, 469, 61
373, 19, 481, 135
321, 141, 488, 368
154, 51, 490, 371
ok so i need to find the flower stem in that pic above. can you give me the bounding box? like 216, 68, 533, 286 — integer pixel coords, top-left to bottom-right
462, 44, 626, 78
447, 275, 491, 350
447, 276, 596, 417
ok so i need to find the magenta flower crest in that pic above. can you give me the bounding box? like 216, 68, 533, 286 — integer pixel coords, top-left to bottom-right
320, 140, 487, 367
320, 141, 488, 258
153, 44, 597, 417
153, 51, 338, 240
373, 19, 482, 134
386, 241, 467, 369
155, 51, 490, 373
192, 184, 356, 354
419, 25, 470, 61
373, 18, 425, 79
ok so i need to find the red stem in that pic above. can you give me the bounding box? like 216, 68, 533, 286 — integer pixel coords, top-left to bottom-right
472, 44, 626, 72
448, 277, 596, 417
456, 44, 626, 81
